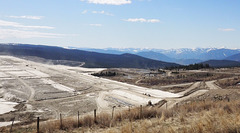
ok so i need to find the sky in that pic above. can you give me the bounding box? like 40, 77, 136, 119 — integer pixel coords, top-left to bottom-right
0, 0, 239, 49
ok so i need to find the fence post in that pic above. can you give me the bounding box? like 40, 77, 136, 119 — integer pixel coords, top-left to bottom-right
37, 117, 40, 133
140, 105, 143, 119
77, 111, 80, 127
128, 106, 131, 121
60, 113, 62, 129
112, 106, 116, 120
110, 106, 116, 128
94, 109, 97, 124
10, 117, 15, 133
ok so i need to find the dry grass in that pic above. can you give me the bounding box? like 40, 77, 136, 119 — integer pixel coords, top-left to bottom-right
216, 76, 240, 89
161, 85, 191, 93
4, 100, 240, 133
104, 100, 240, 133
139, 72, 233, 86
5, 105, 165, 133
104, 70, 234, 88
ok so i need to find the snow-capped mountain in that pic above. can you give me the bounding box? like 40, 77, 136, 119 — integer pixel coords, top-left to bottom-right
2, 43, 240, 65
161, 48, 240, 60
77, 47, 240, 65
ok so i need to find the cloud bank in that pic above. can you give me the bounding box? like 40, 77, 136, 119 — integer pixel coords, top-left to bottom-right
0, 20, 54, 29
0, 19, 63, 39
0, 28, 63, 39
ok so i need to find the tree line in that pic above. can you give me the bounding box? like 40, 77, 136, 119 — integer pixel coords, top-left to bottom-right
165, 63, 210, 70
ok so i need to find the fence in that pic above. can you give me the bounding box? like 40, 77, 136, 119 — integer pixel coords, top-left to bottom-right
6, 104, 152, 133
3, 101, 171, 132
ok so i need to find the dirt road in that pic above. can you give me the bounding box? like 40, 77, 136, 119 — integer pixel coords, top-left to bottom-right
206, 80, 222, 90
177, 82, 200, 96
5, 72, 35, 102
96, 91, 109, 111
163, 80, 223, 109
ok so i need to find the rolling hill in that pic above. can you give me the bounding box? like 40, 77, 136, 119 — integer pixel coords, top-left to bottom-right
226, 53, 240, 62
201, 60, 240, 68
0, 44, 180, 69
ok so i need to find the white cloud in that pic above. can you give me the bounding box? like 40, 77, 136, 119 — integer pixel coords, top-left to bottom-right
82, 0, 131, 5
218, 28, 236, 32
147, 19, 160, 23
0, 28, 63, 39
81, 10, 88, 14
0, 20, 54, 29
124, 18, 160, 23
89, 24, 102, 27
92, 10, 114, 16
8, 16, 44, 20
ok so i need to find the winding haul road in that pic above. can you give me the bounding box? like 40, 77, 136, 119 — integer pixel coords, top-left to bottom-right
163, 80, 222, 109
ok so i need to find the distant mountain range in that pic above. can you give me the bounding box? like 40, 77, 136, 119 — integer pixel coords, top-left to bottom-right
136, 51, 174, 63
0, 44, 179, 69
79, 47, 240, 65
1, 43, 240, 68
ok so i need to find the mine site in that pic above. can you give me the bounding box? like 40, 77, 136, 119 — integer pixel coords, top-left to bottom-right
0, 1, 240, 132
1, 54, 240, 132
0, 55, 180, 123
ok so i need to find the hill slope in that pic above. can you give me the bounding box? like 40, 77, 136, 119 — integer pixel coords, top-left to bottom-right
136, 51, 174, 63
201, 49, 240, 60
201, 60, 240, 68
0, 44, 179, 68
226, 53, 240, 62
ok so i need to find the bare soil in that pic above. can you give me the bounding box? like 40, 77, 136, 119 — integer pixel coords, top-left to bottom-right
93, 68, 234, 92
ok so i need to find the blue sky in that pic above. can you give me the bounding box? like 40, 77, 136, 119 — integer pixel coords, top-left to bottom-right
0, 0, 239, 49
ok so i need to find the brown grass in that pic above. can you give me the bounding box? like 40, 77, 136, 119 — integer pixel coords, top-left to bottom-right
4, 100, 240, 133
95, 69, 234, 89
4, 105, 165, 133
104, 100, 240, 133
216, 76, 240, 89
139, 72, 233, 86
